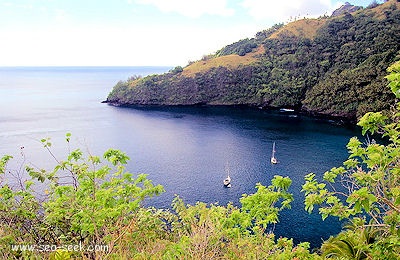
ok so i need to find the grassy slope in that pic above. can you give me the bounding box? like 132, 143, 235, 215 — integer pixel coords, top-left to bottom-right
182, 46, 264, 77
182, 0, 399, 76
181, 18, 323, 77
269, 18, 326, 39
364, 0, 400, 19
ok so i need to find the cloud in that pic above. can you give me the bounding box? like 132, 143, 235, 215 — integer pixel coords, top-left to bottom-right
0, 20, 258, 66
241, 0, 338, 22
135, 0, 235, 18
54, 9, 69, 23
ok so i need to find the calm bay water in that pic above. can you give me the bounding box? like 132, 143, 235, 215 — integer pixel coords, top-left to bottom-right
0, 66, 360, 247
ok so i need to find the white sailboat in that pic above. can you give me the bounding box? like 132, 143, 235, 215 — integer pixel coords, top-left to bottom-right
223, 163, 231, 188
270, 142, 278, 164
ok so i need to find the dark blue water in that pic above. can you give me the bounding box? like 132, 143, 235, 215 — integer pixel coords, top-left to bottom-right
0, 66, 360, 248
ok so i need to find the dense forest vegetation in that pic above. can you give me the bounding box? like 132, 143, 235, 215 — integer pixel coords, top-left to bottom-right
107, 0, 400, 122
1, 61, 399, 259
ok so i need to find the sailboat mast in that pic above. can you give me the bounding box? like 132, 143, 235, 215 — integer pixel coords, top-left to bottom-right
272, 142, 276, 157
270, 142, 277, 164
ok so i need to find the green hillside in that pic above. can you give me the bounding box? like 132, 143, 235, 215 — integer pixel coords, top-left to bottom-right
107, 0, 400, 122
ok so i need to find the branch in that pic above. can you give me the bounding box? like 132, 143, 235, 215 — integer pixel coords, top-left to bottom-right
379, 197, 400, 214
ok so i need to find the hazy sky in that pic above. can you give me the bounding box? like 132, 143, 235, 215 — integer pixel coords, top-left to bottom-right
0, 0, 379, 66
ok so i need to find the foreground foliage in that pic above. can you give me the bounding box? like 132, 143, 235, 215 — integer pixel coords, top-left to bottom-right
303, 61, 400, 259
0, 139, 164, 259
0, 139, 316, 259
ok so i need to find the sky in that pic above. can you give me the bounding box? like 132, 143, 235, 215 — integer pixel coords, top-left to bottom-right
0, 0, 383, 66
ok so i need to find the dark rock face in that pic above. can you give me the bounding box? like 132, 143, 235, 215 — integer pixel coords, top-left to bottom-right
331, 2, 362, 17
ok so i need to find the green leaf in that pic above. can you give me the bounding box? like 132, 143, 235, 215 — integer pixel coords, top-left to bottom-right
49, 249, 71, 260
357, 112, 387, 135
65, 132, 72, 143
386, 62, 400, 98
103, 149, 130, 166
0, 155, 13, 175
271, 175, 292, 191
68, 149, 83, 161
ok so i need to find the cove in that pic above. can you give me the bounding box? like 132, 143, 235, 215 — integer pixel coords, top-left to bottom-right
0, 66, 360, 248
